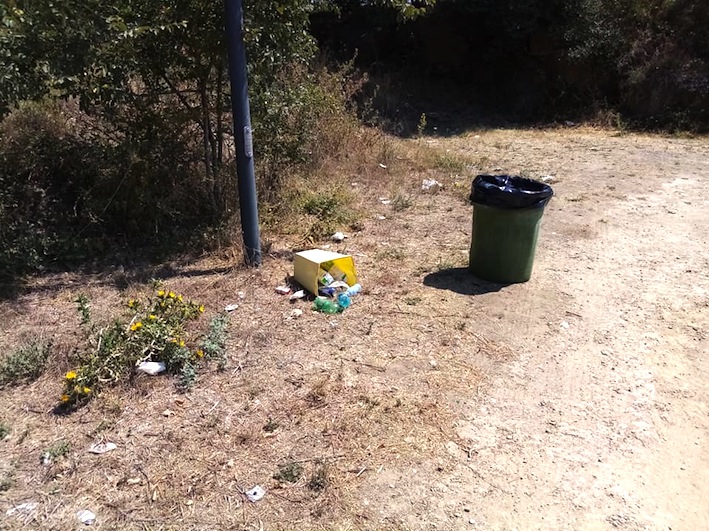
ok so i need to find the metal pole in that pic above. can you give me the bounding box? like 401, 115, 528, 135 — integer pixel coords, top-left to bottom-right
225, 0, 261, 266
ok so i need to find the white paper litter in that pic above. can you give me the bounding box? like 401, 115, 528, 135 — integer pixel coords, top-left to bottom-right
275, 285, 291, 295
421, 178, 443, 193
136, 361, 166, 375
76, 509, 96, 525
245, 485, 266, 502
224, 303, 239, 312
289, 290, 305, 301
331, 232, 346, 242
88, 442, 117, 454
288, 309, 303, 319
6, 502, 38, 518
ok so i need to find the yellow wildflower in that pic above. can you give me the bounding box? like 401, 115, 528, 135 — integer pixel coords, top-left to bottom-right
157, 290, 166, 297
60, 394, 70, 403
177, 294, 183, 302
83, 387, 91, 395
65, 371, 77, 380
168, 291, 176, 299
130, 321, 143, 331
198, 304, 205, 313
128, 298, 138, 309
179, 340, 185, 347
196, 349, 204, 358
148, 314, 157, 320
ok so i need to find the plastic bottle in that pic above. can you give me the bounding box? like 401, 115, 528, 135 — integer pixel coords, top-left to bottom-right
337, 293, 351, 308
313, 297, 343, 314
344, 283, 362, 297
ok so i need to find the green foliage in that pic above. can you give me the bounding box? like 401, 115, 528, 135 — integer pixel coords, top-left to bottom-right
43, 440, 70, 461
391, 191, 414, 212
0, 0, 370, 277
62, 288, 209, 407
0, 423, 10, 440
307, 460, 329, 492
0, 340, 51, 387
200, 314, 229, 371
273, 461, 303, 483
300, 189, 356, 239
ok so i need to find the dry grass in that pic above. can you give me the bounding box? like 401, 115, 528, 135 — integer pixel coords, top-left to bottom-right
0, 133, 520, 530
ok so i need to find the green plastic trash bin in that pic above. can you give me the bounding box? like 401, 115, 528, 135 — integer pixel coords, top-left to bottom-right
468, 175, 553, 283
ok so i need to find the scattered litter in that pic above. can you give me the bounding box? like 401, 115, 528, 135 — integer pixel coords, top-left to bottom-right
76, 509, 96, 525
288, 309, 303, 319
313, 297, 343, 314
560, 321, 570, 330
474, 135, 481, 139
224, 303, 239, 312
275, 285, 291, 295
378, 163, 388, 169
136, 361, 166, 376
332, 231, 346, 242
421, 178, 443, 193
294, 249, 358, 297
162, 409, 174, 417
245, 485, 266, 502
377, 215, 387, 220
565, 120, 576, 126
88, 442, 117, 454
289, 290, 305, 301
540, 175, 556, 183
237, 291, 245, 300
126, 477, 142, 485
6, 502, 38, 519
351, 182, 358, 187
380, 199, 391, 205
429, 359, 438, 368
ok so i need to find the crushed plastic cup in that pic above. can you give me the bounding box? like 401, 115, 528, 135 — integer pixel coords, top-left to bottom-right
275, 285, 291, 295
136, 361, 166, 375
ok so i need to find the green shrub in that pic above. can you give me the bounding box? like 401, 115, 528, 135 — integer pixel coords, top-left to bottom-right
0, 340, 51, 387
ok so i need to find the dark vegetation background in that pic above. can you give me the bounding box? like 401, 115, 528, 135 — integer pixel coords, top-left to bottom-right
0, 0, 706, 285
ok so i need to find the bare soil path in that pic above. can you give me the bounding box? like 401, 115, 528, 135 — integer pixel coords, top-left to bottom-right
370, 129, 709, 530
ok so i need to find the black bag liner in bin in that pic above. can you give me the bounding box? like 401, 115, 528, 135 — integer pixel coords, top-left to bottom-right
470, 174, 554, 210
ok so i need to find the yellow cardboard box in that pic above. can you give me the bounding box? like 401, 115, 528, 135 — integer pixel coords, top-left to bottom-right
294, 249, 358, 295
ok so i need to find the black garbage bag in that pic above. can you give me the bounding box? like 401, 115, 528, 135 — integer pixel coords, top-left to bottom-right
470, 174, 554, 210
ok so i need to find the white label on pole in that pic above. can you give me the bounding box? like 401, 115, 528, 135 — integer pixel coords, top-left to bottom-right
244, 126, 253, 158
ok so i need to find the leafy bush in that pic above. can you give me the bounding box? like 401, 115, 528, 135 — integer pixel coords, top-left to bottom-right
62, 288, 217, 407
0, 339, 51, 387
0, 103, 98, 276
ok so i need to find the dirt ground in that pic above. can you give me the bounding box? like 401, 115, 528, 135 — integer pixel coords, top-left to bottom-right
1, 128, 707, 530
